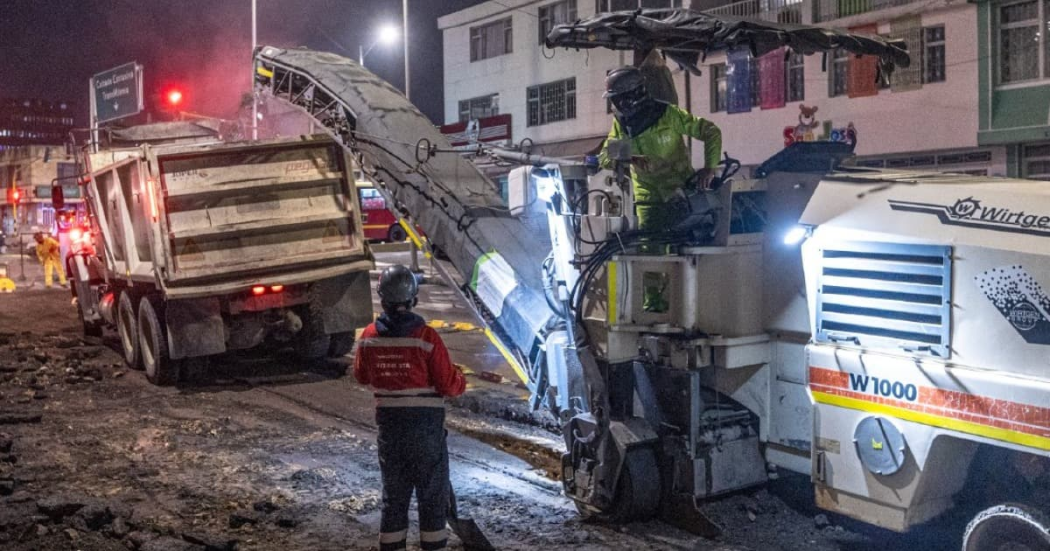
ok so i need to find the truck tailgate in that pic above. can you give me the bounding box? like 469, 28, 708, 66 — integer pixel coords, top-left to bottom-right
156, 139, 365, 284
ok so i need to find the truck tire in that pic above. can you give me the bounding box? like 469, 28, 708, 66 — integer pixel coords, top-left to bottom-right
117, 291, 141, 370
294, 304, 330, 361
387, 224, 407, 243
327, 332, 355, 358
138, 296, 181, 387
963, 503, 1050, 551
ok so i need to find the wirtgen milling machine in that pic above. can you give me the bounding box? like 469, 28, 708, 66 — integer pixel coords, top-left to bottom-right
248, 9, 1047, 549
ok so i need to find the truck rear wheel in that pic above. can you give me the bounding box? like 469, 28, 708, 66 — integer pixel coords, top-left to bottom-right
327, 332, 355, 358
138, 296, 181, 387
294, 307, 330, 361
963, 503, 1050, 551
117, 291, 141, 370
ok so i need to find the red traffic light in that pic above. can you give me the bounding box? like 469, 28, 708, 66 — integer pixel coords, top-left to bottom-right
6, 188, 19, 203
166, 90, 183, 107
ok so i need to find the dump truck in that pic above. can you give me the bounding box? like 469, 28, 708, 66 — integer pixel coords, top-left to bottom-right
250, 8, 1050, 549
64, 126, 373, 385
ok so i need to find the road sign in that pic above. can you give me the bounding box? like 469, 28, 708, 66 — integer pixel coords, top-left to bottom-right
91, 62, 143, 124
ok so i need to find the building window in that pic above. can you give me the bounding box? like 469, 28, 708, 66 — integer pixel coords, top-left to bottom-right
830, 48, 849, 97
998, 0, 1040, 83
527, 78, 576, 126
596, 0, 681, 11
922, 26, 946, 83
786, 52, 804, 102
1024, 143, 1050, 179
470, 18, 513, 62
458, 94, 500, 122
539, 1, 577, 44
711, 63, 728, 112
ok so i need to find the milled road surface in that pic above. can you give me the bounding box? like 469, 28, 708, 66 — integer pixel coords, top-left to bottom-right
0, 250, 961, 550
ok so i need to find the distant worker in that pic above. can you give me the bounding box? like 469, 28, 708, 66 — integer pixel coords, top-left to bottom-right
353, 264, 466, 551
599, 65, 722, 312
599, 65, 723, 233
33, 232, 67, 289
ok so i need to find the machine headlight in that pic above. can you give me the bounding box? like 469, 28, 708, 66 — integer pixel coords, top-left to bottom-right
783, 225, 812, 245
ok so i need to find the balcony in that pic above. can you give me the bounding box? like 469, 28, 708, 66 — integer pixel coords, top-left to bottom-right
812, 0, 920, 22
704, 0, 803, 24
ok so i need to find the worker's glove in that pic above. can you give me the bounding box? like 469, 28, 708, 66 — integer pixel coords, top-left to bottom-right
694, 168, 715, 191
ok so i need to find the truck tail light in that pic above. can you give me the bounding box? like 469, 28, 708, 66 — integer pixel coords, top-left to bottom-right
251, 286, 266, 296
270, 285, 284, 292
146, 178, 159, 221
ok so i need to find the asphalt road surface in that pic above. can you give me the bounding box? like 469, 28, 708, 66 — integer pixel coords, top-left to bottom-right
0, 249, 962, 550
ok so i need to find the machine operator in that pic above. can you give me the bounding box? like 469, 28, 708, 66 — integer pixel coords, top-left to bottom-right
598, 65, 723, 233
598, 65, 722, 311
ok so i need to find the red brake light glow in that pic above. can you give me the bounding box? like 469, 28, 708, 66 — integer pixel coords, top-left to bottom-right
270, 285, 284, 292
251, 286, 266, 296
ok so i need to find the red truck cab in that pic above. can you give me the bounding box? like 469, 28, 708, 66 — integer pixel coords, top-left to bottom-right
357, 180, 407, 242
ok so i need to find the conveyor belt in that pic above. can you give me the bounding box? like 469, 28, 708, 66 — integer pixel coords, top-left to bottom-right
253, 46, 553, 387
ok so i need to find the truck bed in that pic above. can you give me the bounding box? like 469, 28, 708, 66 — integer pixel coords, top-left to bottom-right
152, 137, 368, 287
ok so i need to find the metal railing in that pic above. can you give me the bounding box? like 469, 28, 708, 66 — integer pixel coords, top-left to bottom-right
812, 0, 919, 22
704, 0, 803, 24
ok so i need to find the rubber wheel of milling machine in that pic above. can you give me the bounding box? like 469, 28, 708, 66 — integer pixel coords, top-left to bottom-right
963, 503, 1050, 551
574, 447, 662, 523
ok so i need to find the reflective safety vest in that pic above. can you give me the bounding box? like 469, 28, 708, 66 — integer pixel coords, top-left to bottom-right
353, 323, 466, 408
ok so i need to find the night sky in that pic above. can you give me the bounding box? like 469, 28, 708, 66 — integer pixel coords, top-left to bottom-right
0, 0, 486, 125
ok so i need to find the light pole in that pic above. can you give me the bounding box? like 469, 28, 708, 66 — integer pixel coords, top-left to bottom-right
401, 1, 420, 273
251, 0, 258, 140
358, 24, 399, 67
403, 0, 410, 101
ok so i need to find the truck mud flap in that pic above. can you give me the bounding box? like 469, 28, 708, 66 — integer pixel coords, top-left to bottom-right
166, 297, 225, 359
316, 271, 373, 335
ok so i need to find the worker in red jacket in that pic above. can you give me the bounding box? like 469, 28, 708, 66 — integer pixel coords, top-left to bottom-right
354, 264, 466, 551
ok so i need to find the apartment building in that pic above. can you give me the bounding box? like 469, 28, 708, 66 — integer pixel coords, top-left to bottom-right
976, 0, 1050, 179
439, 0, 1001, 178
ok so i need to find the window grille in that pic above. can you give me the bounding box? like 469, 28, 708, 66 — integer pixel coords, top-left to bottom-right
527, 78, 576, 127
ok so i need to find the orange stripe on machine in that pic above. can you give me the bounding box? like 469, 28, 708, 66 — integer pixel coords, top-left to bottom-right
809, 367, 1050, 440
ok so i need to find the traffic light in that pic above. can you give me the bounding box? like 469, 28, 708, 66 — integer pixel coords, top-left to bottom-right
6, 187, 20, 204
166, 89, 183, 108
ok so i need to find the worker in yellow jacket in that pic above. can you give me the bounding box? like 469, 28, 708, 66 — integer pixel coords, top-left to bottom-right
33, 232, 67, 288
599, 66, 722, 312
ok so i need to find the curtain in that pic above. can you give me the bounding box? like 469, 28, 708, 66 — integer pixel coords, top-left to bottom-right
848, 24, 879, 98
727, 47, 752, 114
760, 47, 786, 109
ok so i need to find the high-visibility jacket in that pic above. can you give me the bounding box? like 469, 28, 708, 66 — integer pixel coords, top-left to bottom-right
599, 102, 722, 204
353, 313, 466, 408
35, 236, 61, 263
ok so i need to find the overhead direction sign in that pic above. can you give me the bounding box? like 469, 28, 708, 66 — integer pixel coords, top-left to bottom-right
91, 62, 143, 123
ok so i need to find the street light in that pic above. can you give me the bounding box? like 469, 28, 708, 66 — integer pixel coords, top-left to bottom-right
359, 24, 399, 67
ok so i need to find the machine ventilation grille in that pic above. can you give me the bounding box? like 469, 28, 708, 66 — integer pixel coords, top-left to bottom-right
814, 241, 952, 358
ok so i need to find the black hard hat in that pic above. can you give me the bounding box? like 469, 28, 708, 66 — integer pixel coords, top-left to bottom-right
604, 66, 646, 98
378, 264, 419, 307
